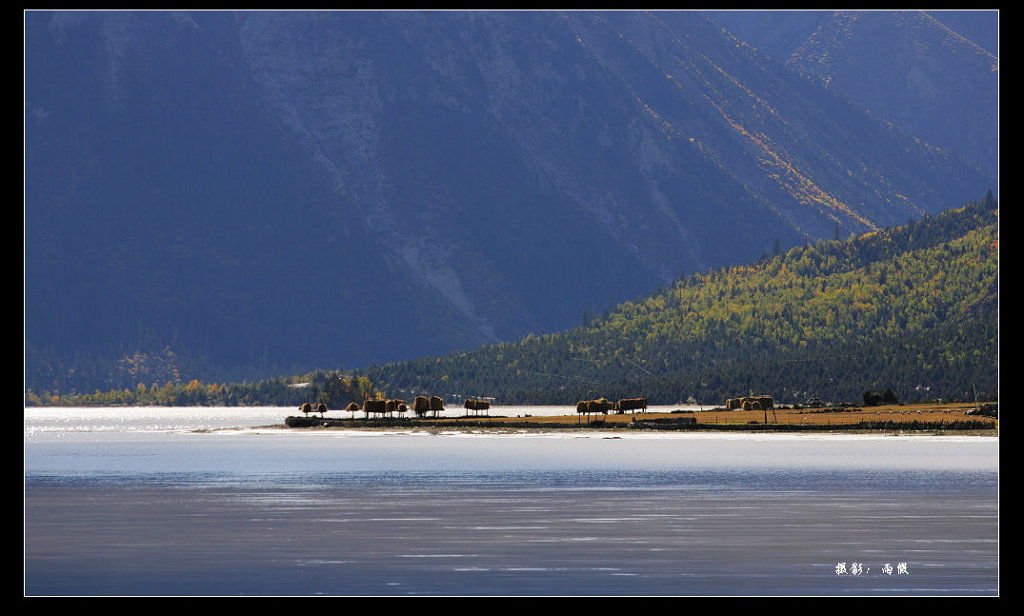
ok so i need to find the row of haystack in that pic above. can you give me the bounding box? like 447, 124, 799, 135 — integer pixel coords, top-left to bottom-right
576, 397, 648, 414
362, 398, 409, 415
298, 397, 447, 418
332, 397, 447, 417
576, 398, 616, 414
463, 398, 491, 411
299, 402, 329, 415
617, 397, 648, 412
725, 395, 774, 410
414, 395, 446, 416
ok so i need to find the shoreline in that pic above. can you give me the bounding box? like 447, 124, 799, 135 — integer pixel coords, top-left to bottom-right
280, 402, 997, 436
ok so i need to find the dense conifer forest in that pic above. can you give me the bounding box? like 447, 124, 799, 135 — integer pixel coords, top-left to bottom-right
362, 194, 999, 407
28, 194, 997, 408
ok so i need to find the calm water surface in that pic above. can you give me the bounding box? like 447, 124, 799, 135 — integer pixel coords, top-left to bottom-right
24, 407, 999, 596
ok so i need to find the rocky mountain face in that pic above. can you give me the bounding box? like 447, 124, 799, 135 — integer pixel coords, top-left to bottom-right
24, 11, 997, 390
705, 10, 998, 178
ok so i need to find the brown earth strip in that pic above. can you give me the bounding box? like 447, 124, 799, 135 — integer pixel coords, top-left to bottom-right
285, 402, 996, 433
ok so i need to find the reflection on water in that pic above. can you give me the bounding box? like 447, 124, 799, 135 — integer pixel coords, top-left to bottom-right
24, 407, 999, 596
25, 470, 997, 596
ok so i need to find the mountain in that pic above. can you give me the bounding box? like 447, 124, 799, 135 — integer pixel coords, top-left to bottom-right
361, 196, 999, 406
24, 10, 996, 394
703, 10, 999, 178
32, 196, 999, 408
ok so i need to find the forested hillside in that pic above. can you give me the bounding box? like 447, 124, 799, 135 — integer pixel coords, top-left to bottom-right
31, 196, 997, 408
363, 195, 999, 407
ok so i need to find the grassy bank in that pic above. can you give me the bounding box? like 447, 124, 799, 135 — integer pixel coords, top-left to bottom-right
284, 401, 997, 434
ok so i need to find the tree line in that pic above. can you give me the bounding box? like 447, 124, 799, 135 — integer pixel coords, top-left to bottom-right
26, 369, 375, 409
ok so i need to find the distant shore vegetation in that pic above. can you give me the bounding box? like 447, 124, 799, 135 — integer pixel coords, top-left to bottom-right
25, 369, 374, 409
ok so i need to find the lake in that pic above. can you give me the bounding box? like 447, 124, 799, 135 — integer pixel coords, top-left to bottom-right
24, 406, 999, 596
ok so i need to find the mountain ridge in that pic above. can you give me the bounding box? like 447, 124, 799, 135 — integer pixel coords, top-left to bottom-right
706, 10, 998, 178
25, 10, 997, 393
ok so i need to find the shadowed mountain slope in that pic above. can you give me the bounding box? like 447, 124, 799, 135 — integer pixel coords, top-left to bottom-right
25, 11, 995, 392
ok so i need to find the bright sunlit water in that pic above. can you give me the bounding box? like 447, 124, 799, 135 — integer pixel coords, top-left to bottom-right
24, 406, 999, 596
